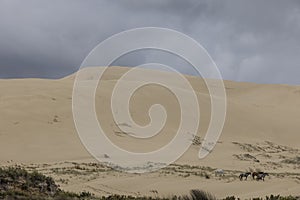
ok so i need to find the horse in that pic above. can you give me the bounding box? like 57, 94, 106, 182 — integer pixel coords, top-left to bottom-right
252, 172, 269, 181
252, 172, 265, 180
239, 172, 251, 181
215, 169, 224, 176
256, 172, 269, 181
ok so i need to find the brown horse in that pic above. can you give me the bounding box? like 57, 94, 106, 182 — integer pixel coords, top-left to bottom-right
252, 172, 262, 179
252, 172, 269, 181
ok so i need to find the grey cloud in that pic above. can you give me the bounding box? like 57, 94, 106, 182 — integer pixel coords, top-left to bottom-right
0, 0, 299, 84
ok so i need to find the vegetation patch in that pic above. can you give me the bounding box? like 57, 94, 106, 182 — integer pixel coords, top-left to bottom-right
0, 167, 299, 200
282, 156, 300, 165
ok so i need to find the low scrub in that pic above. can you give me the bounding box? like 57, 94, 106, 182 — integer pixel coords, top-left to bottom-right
0, 167, 299, 200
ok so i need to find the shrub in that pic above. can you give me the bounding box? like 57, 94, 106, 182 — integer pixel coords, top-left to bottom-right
182, 190, 216, 200
0, 167, 299, 200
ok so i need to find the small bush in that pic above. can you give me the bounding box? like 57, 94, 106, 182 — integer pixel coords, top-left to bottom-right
182, 190, 216, 200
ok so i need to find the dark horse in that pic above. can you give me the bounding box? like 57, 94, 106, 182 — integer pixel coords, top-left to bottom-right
252, 172, 269, 181
252, 172, 263, 179
256, 173, 269, 181
239, 172, 251, 180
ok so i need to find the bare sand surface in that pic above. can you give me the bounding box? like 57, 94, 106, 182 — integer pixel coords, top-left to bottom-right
0, 67, 299, 198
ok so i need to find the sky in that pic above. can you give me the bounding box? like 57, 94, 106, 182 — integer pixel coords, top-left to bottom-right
0, 0, 300, 84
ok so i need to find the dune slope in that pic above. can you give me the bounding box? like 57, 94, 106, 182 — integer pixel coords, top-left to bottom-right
0, 67, 299, 198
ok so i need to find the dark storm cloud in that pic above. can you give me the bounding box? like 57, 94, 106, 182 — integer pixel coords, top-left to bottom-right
0, 0, 299, 84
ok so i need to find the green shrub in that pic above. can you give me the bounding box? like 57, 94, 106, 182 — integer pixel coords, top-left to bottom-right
0, 167, 299, 200
182, 190, 216, 200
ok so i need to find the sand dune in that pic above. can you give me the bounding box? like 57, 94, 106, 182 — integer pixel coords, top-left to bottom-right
0, 66, 299, 198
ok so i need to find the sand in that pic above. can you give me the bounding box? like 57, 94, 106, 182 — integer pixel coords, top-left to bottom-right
0, 66, 299, 198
